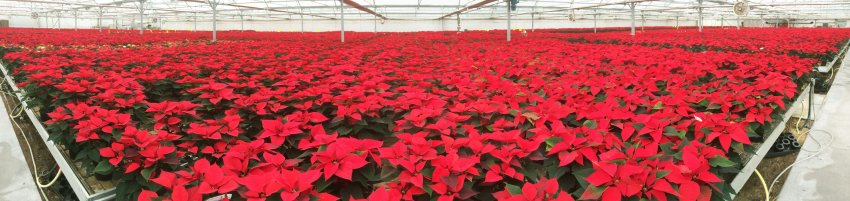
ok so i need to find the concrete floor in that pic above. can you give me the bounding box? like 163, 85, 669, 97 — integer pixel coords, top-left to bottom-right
777, 54, 850, 201
0, 95, 41, 200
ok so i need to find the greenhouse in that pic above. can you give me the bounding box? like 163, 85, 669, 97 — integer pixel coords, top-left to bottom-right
0, 0, 849, 201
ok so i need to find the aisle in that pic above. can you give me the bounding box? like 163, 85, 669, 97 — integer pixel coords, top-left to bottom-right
0, 90, 40, 200
778, 52, 850, 200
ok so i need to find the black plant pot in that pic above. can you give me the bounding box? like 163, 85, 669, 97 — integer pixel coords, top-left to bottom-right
94, 173, 112, 181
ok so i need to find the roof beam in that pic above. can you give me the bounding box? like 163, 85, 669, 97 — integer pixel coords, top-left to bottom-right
513, 0, 658, 15
341, 0, 387, 20
438, 0, 498, 19
178, 0, 336, 19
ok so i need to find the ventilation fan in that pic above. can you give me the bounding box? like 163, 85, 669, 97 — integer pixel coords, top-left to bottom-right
30, 12, 39, 19
380, 18, 386, 24
733, 0, 749, 16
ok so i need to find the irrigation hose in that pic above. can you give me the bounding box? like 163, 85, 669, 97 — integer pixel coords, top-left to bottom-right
768, 129, 834, 199
755, 169, 770, 201
0, 75, 63, 201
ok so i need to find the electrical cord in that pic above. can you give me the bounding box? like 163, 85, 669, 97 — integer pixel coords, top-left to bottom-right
0, 74, 63, 201
755, 169, 770, 201
767, 129, 833, 201
767, 62, 846, 200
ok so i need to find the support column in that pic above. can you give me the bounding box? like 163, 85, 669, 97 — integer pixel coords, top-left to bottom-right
721, 15, 724, 28
300, 14, 305, 33
456, 0, 462, 32
193, 12, 197, 32
593, 13, 597, 33
239, 11, 244, 32
531, 12, 535, 32
675, 16, 679, 29
98, 7, 104, 32
737, 16, 741, 29
373, 3, 377, 34
159, 17, 163, 30
506, 0, 511, 42
456, 14, 461, 32
138, 0, 145, 35
340, 0, 345, 43
73, 10, 78, 31
698, 0, 703, 32
641, 12, 645, 32
207, 0, 219, 41
629, 3, 636, 36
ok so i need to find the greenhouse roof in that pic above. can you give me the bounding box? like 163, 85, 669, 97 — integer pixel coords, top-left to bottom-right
1, 0, 849, 22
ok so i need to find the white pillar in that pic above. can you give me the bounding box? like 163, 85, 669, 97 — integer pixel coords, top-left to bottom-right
212, 7, 217, 41
73, 10, 78, 31
207, 0, 219, 41
456, 14, 461, 32
531, 13, 535, 32
98, 7, 103, 32
675, 16, 679, 29
138, 0, 145, 35
240, 11, 244, 32
630, 3, 636, 36
339, 0, 345, 43
506, 0, 511, 42
593, 14, 597, 33
698, 0, 703, 32
737, 17, 741, 29
193, 13, 197, 32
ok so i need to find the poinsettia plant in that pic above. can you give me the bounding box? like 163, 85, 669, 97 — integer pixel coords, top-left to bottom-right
0, 27, 845, 201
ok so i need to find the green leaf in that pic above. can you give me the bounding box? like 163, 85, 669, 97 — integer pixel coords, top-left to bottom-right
655, 170, 670, 179
94, 161, 113, 175
505, 183, 522, 195
545, 137, 563, 152
87, 148, 101, 161
652, 101, 664, 110
315, 177, 335, 192
547, 164, 569, 178
709, 156, 736, 167
582, 120, 597, 129
663, 126, 678, 136
141, 168, 153, 180
336, 126, 353, 135
422, 183, 434, 195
